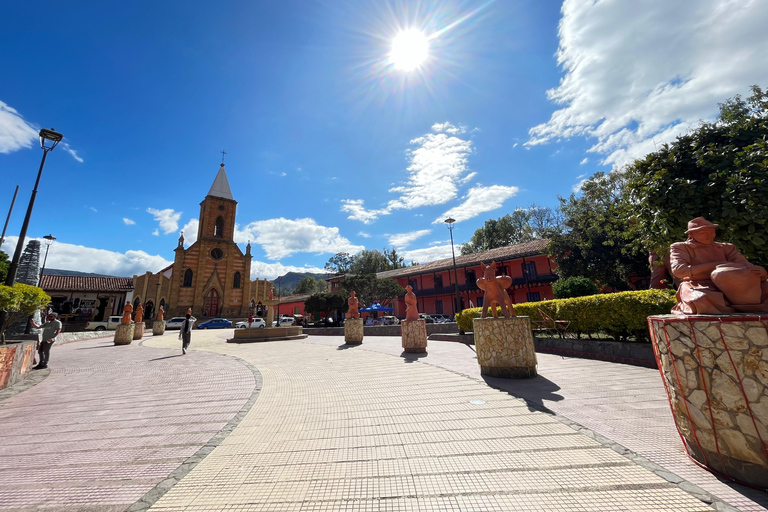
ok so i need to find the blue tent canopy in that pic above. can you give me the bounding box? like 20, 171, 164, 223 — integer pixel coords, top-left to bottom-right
359, 302, 394, 312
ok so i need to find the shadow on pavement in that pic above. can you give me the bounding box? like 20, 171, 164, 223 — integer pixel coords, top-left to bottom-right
483, 373, 565, 413
400, 351, 428, 362
148, 354, 184, 361
76, 344, 115, 349
337, 344, 359, 350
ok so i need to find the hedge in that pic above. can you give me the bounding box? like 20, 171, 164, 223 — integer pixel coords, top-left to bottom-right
456, 289, 676, 341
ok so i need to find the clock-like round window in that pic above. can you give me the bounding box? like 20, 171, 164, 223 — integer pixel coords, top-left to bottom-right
210, 248, 224, 260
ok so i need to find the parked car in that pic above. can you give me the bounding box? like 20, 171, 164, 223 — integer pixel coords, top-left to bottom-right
272, 316, 295, 326
85, 316, 124, 331
381, 316, 400, 325
197, 318, 232, 329
235, 318, 266, 329
419, 314, 435, 323
430, 314, 451, 323
165, 317, 187, 330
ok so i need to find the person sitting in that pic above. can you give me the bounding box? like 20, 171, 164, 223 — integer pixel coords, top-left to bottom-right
365, 316, 374, 326
670, 217, 768, 314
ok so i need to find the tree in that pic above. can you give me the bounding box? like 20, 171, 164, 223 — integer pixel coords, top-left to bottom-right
527, 204, 564, 238
349, 249, 392, 275
304, 292, 346, 323
324, 253, 354, 275
294, 276, 320, 295
461, 209, 535, 255
547, 172, 649, 291
0, 251, 9, 283
552, 276, 599, 299
624, 85, 768, 267
383, 248, 406, 270
0, 283, 51, 341
341, 275, 404, 307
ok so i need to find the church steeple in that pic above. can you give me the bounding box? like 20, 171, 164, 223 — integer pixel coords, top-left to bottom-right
207, 163, 233, 200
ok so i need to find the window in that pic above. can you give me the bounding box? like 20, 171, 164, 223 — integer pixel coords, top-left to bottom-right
496, 264, 508, 277
434, 276, 443, 292
183, 269, 193, 287
233, 272, 241, 289
436, 300, 443, 314
527, 291, 541, 302
214, 216, 224, 238
523, 261, 537, 279
465, 270, 476, 286
408, 279, 418, 291
211, 248, 224, 260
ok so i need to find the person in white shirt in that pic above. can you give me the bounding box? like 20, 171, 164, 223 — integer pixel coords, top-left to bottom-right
29, 312, 62, 369
178, 313, 197, 354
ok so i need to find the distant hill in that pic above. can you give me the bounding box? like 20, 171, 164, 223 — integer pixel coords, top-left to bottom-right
274, 271, 330, 295
44, 268, 124, 278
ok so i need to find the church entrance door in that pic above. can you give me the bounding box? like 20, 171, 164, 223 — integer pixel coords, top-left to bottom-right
204, 289, 219, 317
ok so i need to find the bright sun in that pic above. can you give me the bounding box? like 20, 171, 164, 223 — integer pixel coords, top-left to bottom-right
390, 29, 429, 71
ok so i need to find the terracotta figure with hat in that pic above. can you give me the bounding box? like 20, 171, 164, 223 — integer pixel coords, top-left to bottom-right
670, 217, 768, 314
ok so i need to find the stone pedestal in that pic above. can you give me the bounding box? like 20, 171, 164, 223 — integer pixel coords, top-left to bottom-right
114, 324, 134, 345
152, 320, 166, 336
401, 319, 427, 353
344, 318, 364, 344
264, 299, 278, 327
649, 314, 768, 488
133, 322, 145, 340
473, 317, 537, 378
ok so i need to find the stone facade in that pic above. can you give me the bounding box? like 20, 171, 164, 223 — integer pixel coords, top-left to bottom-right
473, 317, 537, 378
153, 320, 166, 336
133, 322, 145, 340
401, 319, 427, 353
649, 314, 768, 488
345, 318, 364, 344
114, 324, 134, 345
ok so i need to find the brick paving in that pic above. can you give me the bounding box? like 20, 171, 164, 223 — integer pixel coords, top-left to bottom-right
0, 335, 257, 512
141, 331, 719, 511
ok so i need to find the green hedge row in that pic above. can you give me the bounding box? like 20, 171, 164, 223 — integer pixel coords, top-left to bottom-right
456, 289, 676, 341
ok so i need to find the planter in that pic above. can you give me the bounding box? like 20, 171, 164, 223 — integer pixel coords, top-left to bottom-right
114, 324, 134, 345
649, 314, 768, 488
0, 336, 38, 390
344, 318, 364, 345
401, 319, 427, 353
473, 316, 537, 379
153, 320, 166, 336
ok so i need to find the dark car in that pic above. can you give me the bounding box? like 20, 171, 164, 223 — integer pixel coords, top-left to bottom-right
197, 318, 232, 329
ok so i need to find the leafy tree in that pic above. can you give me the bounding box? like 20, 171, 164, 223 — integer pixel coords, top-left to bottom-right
304, 292, 346, 323
0, 251, 9, 283
624, 85, 768, 267
552, 276, 599, 299
315, 279, 327, 294
383, 248, 406, 270
527, 204, 564, 238
349, 249, 392, 275
547, 172, 649, 291
341, 275, 404, 307
324, 253, 354, 275
0, 283, 51, 341
461, 209, 535, 255
294, 276, 320, 295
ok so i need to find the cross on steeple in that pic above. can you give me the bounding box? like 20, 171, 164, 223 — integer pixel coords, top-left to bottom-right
221, 150, 227, 164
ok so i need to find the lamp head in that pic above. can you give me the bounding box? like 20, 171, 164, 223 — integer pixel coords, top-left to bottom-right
444, 217, 455, 225
43, 234, 56, 246
39, 128, 63, 151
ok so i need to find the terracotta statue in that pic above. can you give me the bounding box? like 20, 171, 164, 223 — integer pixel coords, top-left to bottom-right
135, 303, 144, 323
157, 305, 164, 321
476, 261, 516, 318
121, 302, 133, 324
345, 291, 360, 319
404, 285, 419, 321
269, 286, 274, 300
671, 217, 768, 314
187, 308, 192, 315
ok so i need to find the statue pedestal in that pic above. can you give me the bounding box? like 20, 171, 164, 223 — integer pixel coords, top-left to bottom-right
133, 322, 145, 340
473, 317, 537, 378
344, 318, 364, 344
401, 319, 427, 353
153, 320, 166, 336
264, 299, 278, 327
649, 314, 768, 488
114, 324, 134, 345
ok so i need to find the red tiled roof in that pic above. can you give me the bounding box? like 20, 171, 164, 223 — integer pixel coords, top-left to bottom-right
39, 275, 134, 292
376, 239, 550, 279
278, 293, 311, 304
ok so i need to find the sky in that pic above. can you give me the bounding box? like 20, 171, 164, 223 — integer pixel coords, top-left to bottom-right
1, 0, 767, 280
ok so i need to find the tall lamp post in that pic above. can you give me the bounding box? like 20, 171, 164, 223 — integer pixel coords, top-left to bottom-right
37, 234, 56, 286
0, 129, 62, 339
444, 217, 461, 316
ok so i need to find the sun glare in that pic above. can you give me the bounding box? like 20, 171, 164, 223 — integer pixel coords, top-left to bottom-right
390, 29, 429, 71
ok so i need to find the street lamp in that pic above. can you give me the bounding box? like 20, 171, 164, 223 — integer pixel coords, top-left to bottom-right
37, 234, 56, 285
444, 217, 461, 316
276, 276, 282, 326
0, 129, 62, 339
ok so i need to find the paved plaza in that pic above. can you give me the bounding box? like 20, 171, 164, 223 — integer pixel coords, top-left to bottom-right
0, 330, 765, 511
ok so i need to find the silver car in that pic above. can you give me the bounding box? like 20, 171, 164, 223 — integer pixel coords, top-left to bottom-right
165, 317, 187, 330
235, 318, 266, 329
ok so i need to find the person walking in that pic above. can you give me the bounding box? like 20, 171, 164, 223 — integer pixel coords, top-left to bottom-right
29, 312, 62, 369
178, 313, 196, 354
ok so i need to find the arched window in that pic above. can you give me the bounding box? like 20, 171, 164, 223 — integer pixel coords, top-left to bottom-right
183, 268, 193, 287
214, 216, 224, 238
233, 272, 241, 289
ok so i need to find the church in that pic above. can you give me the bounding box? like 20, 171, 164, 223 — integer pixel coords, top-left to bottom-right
132, 163, 272, 319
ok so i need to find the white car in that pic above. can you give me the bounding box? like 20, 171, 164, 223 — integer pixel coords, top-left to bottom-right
272, 317, 295, 326
165, 317, 187, 330
235, 318, 266, 329
381, 316, 400, 325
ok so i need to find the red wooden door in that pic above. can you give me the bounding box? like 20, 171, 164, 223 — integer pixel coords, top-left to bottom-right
204, 289, 219, 316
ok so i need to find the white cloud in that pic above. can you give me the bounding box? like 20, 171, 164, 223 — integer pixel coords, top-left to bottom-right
342, 122, 474, 223
152, 229, 160, 236
180, 218, 199, 246
358, 231, 371, 238
527, 0, 768, 168
401, 244, 458, 264
123, 218, 136, 225
0, 100, 38, 154
435, 185, 519, 223
61, 142, 84, 163
89, 206, 98, 213
1, 236, 171, 277
387, 229, 431, 249
249, 261, 326, 281
147, 207, 182, 234
572, 178, 588, 193
580, 158, 588, 165
234, 217, 364, 260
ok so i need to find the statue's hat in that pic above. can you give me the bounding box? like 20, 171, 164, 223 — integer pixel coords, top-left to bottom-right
686, 217, 719, 233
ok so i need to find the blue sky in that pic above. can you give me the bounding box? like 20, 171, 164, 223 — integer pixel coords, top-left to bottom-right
1, 0, 767, 279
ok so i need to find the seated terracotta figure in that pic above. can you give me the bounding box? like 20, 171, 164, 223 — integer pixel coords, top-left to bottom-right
476, 261, 516, 318
135, 303, 144, 323
404, 285, 419, 321
346, 291, 360, 319
671, 217, 768, 315
121, 302, 133, 324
